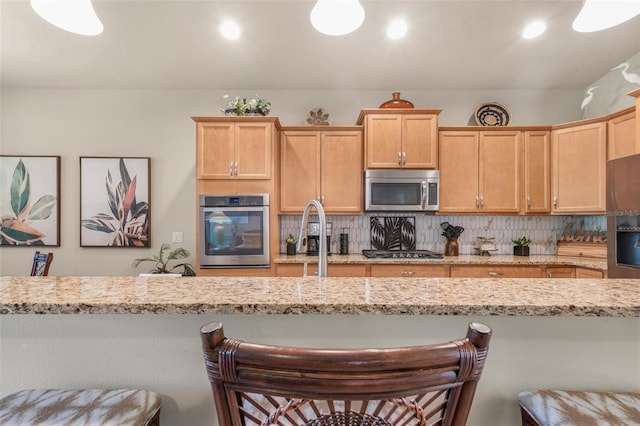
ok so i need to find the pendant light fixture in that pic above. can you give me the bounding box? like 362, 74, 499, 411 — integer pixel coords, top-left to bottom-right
310, 0, 365, 36
572, 0, 640, 32
31, 0, 103, 36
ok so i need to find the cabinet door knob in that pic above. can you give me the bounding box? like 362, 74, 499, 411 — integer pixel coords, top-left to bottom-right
527, 196, 531, 210
228, 162, 234, 176
402, 151, 406, 165
553, 197, 558, 208
398, 152, 402, 165
234, 161, 238, 176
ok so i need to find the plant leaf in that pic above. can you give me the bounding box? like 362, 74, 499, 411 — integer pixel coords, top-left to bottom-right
10, 159, 30, 220
1, 220, 44, 244
105, 170, 119, 219
27, 195, 57, 220
122, 175, 137, 226
82, 219, 114, 233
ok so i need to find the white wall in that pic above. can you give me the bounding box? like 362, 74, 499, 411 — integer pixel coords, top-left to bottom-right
0, 88, 584, 276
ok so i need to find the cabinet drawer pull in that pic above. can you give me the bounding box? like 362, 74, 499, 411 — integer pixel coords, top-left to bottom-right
401, 271, 416, 276
402, 151, 406, 165
234, 161, 239, 176
553, 197, 558, 208
527, 196, 531, 210
398, 152, 402, 165
488, 271, 503, 276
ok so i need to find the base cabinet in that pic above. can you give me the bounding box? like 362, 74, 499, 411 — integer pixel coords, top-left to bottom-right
369, 264, 449, 278
276, 264, 366, 277
450, 265, 545, 278
545, 267, 575, 278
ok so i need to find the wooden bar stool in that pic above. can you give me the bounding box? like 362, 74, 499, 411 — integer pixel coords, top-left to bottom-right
518, 390, 640, 426
0, 389, 161, 425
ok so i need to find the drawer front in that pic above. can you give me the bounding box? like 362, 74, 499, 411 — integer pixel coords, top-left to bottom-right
450, 265, 545, 278
276, 264, 366, 277
370, 264, 449, 278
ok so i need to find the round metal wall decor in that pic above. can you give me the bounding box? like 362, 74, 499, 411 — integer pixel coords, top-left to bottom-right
474, 102, 511, 126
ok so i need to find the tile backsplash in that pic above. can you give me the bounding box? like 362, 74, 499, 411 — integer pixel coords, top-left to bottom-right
280, 214, 606, 255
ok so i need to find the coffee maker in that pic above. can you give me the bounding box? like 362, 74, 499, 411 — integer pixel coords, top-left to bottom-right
306, 222, 332, 256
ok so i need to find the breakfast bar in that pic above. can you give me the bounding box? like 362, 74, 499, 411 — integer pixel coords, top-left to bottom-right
1, 275, 639, 425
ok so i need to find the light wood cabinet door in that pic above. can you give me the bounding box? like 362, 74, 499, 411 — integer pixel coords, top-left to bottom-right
281, 129, 363, 214
365, 114, 438, 169
365, 114, 402, 168
196, 122, 235, 179
370, 264, 449, 277
196, 121, 272, 180
403, 114, 438, 168
523, 131, 551, 213
608, 109, 636, 160
320, 131, 363, 213
280, 132, 320, 212
234, 122, 272, 179
450, 265, 545, 278
438, 131, 479, 213
479, 131, 521, 213
551, 121, 606, 214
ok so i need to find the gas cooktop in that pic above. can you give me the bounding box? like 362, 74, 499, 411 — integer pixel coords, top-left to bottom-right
362, 250, 444, 259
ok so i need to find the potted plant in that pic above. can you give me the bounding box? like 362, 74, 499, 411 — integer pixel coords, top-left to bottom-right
285, 234, 298, 255
132, 243, 196, 276
222, 96, 271, 116
512, 236, 532, 256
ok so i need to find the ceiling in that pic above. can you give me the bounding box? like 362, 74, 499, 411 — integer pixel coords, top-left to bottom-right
2, 0, 640, 91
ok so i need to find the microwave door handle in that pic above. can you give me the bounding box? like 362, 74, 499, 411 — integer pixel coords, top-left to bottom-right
421, 180, 427, 209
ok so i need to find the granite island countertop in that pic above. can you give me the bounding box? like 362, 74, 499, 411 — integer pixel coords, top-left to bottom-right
2, 275, 637, 317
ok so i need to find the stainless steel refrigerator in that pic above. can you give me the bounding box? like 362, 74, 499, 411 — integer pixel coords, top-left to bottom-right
607, 153, 640, 278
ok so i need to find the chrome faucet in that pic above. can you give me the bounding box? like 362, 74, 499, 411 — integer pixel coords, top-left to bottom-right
297, 199, 328, 277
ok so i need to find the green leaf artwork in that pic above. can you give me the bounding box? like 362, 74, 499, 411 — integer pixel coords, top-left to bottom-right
81, 158, 149, 247
1, 158, 57, 245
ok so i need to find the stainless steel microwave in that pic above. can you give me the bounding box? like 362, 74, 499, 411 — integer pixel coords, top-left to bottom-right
365, 170, 439, 212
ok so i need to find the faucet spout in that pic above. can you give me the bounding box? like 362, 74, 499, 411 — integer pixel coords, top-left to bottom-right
297, 199, 328, 277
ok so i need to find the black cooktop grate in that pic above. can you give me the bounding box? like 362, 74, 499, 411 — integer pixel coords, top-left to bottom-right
362, 250, 443, 259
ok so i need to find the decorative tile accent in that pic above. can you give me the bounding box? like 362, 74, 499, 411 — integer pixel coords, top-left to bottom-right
280, 214, 606, 255
369, 216, 416, 250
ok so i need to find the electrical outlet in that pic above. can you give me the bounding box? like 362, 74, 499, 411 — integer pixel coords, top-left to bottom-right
171, 232, 183, 243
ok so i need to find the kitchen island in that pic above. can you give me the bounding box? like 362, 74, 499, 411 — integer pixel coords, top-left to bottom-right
1, 275, 639, 425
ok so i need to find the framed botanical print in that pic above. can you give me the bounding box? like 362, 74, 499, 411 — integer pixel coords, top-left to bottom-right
0, 155, 61, 246
80, 157, 150, 247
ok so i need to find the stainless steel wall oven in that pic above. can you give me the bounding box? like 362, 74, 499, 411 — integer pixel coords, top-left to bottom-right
198, 194, 270, 268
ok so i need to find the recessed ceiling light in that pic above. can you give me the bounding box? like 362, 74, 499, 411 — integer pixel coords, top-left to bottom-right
522, 21, 546, 39
573, 0, 640, 32
220, 20, 240, 40
30, 0, 103, 36
387, 19, 408, 39
310, 0, 365, 36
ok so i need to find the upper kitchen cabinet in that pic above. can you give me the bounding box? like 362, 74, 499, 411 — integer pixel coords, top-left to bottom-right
607, 107, 636, 160
551, 119, 607, 214
193, 116, 281, 180
439, 128, 521, 214
356, 109, 441, 169
523, 130, 551, 214
280, 127, 363, 214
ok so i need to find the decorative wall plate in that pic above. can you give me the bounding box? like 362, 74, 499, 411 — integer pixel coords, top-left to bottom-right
305, 108, 331, 125
474, 102, 511, 126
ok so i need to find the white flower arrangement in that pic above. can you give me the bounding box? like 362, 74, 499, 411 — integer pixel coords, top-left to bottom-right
222, 95, 271, 116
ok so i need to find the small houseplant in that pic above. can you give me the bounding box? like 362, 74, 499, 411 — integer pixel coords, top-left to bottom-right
132, 243, 196, 276
512, 236, 532, 256
285, 234, 298, 255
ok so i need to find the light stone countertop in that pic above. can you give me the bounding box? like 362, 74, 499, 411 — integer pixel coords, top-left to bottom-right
274, 254, 608, 270
1, 275, 637, 317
